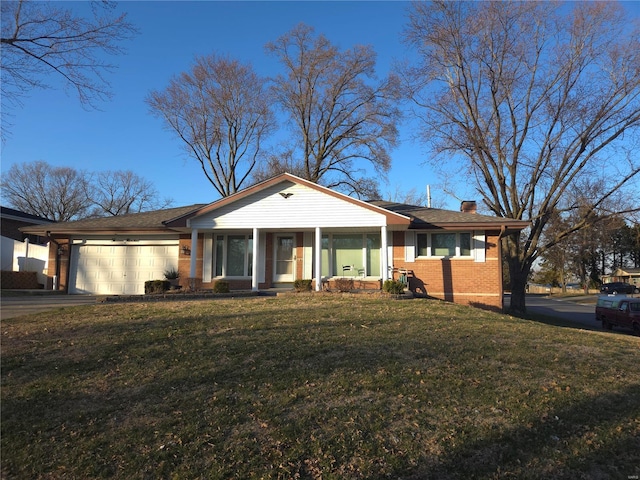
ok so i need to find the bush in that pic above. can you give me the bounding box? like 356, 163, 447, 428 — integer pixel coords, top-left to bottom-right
213, 280, 230, 293
383, 279, 405, 294
163, 268, 179, 279
334, 278, 354, 293
145, 280, 170, 294
294, 279, 313, 292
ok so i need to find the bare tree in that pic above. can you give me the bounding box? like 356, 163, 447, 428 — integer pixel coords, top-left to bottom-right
147, 54, 275, 198
403, 1, 640, 312
1, 161, 171, 221
88, 170, 173, 217
1, 161, 92, 221
265, 23, 401, 198
1, 0, 137, 137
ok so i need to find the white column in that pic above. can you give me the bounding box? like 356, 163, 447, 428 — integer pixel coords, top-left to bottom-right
381, 225, 388, 281
315, 226, 322, 291
190, 228, 198, 286
252, 227, 259, 291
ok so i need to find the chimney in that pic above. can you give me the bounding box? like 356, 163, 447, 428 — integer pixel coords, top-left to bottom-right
460, 200, 477, 214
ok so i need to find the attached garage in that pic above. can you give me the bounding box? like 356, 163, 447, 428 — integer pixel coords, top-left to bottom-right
69, 240, 179, 295
20, 174, 529, 310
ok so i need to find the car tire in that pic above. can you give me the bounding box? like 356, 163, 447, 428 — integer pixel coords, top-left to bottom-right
633, 323, 640, 337
603, 320, 612, 330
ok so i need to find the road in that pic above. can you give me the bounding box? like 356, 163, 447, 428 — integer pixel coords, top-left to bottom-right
508, 293, 640, 336
1, 295, 97, 320
523, 294, 598, 328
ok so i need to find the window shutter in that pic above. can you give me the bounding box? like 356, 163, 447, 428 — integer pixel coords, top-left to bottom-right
405, 231, 415, 262
473, 231, 486, 263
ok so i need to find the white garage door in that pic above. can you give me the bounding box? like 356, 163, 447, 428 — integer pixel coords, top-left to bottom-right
69, 243, 179, 295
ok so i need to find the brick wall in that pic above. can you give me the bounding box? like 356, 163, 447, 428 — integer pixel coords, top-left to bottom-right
392, 230, 504, 311
46, 239, 70, 291
1, 271, 43, 289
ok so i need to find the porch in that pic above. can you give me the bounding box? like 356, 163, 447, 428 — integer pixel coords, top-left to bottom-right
185, 227, 393, 292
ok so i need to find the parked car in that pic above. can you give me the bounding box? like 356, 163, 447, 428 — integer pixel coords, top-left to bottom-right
595, 295, 640, 335
600, 282, 639, 294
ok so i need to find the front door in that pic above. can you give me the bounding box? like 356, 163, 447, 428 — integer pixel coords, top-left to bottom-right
274, 235, 295, 283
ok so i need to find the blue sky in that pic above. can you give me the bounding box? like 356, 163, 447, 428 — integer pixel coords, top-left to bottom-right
2, 1, 455, 209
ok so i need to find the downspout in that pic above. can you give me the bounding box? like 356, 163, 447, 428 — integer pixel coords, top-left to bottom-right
498, 225, 507, 309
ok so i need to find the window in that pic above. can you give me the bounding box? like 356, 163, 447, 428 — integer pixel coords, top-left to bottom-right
333, 234, 363, 276
432, 233, 456, 256
318, 233, 381, 277
213, 234, 253, 277
416, 232, 473, 258
366, 234, 381, 276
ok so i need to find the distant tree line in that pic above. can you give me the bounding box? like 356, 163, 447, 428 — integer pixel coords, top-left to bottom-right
0, 161, 172, 222
533, 217, 640, 289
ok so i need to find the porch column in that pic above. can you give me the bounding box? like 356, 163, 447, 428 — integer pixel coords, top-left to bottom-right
315, 226, 322, 291
381, 225, 389, 281
189, 229, 198, 286
252, 227, 259, 292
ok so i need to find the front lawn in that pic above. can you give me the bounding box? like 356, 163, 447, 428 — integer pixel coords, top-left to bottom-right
2, 295, 639, 479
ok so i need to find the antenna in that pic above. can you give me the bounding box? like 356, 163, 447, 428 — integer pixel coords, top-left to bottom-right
427, 185, 432, 208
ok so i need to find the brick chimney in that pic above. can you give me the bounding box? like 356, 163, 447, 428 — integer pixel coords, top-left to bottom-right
460, 200, 477, 214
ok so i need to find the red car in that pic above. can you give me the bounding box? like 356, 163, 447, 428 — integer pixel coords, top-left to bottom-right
596, 296, 640, 335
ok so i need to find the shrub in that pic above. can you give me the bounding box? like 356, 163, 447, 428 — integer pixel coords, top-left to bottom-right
383, 279, 405, 294
163, 268, 179, 279
294, 279, 313, 292
213, 280, 230, 293
334, 277, 354, 293
145, 280, 170, 294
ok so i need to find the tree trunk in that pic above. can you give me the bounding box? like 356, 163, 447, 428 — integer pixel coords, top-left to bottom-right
508, 259, 530, 314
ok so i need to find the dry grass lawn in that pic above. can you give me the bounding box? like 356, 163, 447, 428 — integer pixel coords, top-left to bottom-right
2, 295, 639, 479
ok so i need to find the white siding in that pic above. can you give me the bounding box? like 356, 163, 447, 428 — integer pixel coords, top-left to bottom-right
190, 181, 388, 229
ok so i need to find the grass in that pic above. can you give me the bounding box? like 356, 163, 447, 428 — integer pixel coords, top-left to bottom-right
2, 295, 639, 479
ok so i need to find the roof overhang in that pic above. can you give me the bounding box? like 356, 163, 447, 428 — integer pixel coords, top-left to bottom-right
20, 226, 181, 237
410, 220, 529, 233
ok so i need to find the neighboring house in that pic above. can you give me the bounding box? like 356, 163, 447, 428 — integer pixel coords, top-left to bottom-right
1, 207, 53, 286
602, 268, 640, 288
1, 206, 52, 244
22, 173, 528, 310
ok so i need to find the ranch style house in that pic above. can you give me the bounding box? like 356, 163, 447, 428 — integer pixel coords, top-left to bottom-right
22, 173, 529, 310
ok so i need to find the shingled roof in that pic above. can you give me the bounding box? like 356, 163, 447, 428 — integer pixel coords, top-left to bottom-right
20, 192, 528, 237
369, 201, 529, 232
20, 204, 206, 236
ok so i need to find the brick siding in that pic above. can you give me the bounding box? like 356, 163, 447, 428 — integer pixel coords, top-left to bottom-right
392, 230, 504, 311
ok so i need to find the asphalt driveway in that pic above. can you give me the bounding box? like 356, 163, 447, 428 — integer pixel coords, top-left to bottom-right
1, 294, 97, 320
